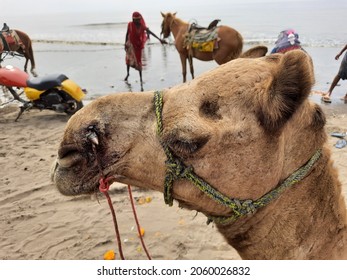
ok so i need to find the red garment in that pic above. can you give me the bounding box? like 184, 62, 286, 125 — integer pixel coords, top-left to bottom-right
125, 12, 147, 69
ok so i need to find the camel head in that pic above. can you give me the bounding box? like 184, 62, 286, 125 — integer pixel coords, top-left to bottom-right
52, 50, 347, 259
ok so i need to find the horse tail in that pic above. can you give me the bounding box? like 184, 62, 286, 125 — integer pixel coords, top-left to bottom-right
223, 28, 243, 60
14, 29, 37, 74
18, 30, 35, 68
235, 31, 243, 58
26, 40, 38, 76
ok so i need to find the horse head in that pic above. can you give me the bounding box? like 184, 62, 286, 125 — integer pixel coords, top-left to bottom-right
160, 12, 177, 38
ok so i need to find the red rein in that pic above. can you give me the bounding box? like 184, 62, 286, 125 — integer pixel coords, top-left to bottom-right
99, 177, 151, 260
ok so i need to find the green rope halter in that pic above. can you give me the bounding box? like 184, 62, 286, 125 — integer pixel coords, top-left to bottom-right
154, 90, 322, 224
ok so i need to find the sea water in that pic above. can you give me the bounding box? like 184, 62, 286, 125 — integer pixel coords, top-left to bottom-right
2, 0, 347, 98
3, 0, 346, 47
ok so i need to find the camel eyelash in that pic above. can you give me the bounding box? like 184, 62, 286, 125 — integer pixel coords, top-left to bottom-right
168, 137, 209, 156
169, 140, 199, 154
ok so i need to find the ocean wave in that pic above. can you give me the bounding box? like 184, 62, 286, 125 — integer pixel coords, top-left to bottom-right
73, 22, 127, 28
244, 35, 345, 48
33, 39, 119, 46
32, 38, 345, 49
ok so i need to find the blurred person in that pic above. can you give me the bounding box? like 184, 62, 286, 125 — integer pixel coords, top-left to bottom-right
124, 11, 166, 91
322, 44, 347, 103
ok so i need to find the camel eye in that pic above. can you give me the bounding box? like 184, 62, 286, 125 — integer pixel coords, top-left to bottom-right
85, 124, 99, 137
86, 126, 99, 146
168, 137, 209, 157
83, 124, 102, 149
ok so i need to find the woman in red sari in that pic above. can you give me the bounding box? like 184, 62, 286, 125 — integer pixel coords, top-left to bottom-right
124, 11, 166, 91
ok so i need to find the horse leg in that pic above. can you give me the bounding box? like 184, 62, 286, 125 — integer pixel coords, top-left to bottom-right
188, 55, 194, 80
19, 49, 37, 77
179, 53, 187, 83
27, 45, 37, 77
124, 65, 130, 81
23, 56, 37, 77
139, 69, 144, 92
24, 57, 29, 73
24, 55, 38, 77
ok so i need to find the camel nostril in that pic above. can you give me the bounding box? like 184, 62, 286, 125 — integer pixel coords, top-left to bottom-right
58, 152, 83, 168
58, 144, 78, 158
57, 145, 84, 168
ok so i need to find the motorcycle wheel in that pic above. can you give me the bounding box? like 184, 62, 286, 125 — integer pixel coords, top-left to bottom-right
64, 100, 84, 115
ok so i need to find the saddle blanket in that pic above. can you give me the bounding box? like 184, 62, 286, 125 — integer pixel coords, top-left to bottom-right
184, 26, 219, 52
191, 41, 216, 52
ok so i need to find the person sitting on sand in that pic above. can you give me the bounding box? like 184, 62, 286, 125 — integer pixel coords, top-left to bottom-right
322, 44, 347, 103
124, 12, 166, 77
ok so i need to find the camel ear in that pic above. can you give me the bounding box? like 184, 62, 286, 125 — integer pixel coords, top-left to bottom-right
173, 12, 177, 17
161, 12, 165, 18
258, 50, 314, 133
240, 45, 268, 58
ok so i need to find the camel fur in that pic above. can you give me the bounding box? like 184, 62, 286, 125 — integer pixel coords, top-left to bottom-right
52, 50, 347, 259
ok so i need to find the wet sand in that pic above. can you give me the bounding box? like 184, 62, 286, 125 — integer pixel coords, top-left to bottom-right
4, 42, 347, 100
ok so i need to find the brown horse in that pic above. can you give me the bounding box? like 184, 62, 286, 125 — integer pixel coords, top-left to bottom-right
0, 29, 37, 77
160, 12, 267, 82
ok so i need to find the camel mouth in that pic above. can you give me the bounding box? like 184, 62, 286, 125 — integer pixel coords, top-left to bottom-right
52, 142, 99, 195
52, 161, 100, 196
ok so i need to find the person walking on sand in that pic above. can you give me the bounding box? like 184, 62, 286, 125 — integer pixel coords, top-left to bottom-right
322, 44, 347, 103
124, 11, 166, 91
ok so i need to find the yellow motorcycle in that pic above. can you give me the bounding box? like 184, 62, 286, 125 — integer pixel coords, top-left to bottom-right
0, 64, 86, 121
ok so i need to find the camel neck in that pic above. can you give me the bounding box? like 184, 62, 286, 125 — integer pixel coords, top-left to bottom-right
216, 150, 347, 259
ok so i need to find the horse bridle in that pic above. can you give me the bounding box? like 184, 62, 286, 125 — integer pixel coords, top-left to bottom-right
161, 15, 175, 38
154, 90, 322, 224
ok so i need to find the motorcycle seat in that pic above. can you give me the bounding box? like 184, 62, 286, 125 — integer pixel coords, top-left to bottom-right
27, 73, 68, 91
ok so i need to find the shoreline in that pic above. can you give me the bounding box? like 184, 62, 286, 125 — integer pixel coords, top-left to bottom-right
2, 42, 346, 102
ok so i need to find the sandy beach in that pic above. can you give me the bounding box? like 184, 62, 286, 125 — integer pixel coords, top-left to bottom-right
1, 42, 347, 260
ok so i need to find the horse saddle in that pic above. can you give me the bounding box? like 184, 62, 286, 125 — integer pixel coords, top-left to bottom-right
0, 29, 23, 52
189, 19, 221, 32
2, 23, 10, 32
185, 21, 220, 52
